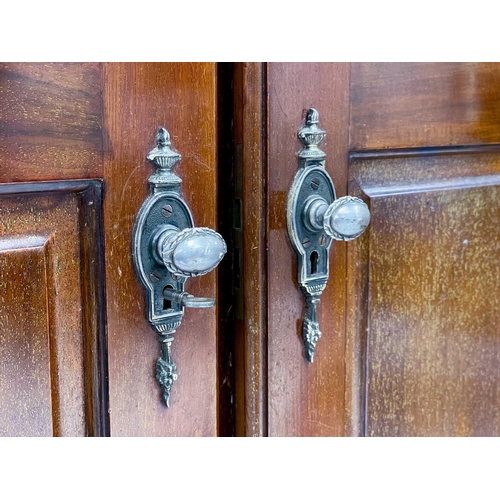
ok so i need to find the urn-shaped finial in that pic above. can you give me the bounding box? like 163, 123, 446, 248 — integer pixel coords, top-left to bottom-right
146, 127, 182, 186
298, 108, 326, 159
147, 127, 181, 172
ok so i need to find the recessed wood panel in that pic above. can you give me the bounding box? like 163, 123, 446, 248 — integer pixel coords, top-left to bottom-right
103, 63, 218, 436
0, 241, 53, 436
347, 152, 500, 436
267, 63, 350, 436
0, 63, 102, 182
350, 63, 500, 150
0, 181, 106, 436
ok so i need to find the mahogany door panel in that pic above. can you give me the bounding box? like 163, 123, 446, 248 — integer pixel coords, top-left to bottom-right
0, 62, 102, 182
233, 63, 351, 436
237, 62, 500, 436
0, 241, 55, 437
0, 62, 221, 436
102, 63, 219, 436
266, 63, 351, 437
350, 62, 500, 150
345, 63, 500, 435
1, 62, 108, 436
347, 152, 500, 436
3, 62, 500, 437
0, 181, 105, 436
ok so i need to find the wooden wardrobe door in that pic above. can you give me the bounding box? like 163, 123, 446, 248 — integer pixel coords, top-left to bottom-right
102, 63, 221, 436
0, 63, 222, 436
234, 63, 350, 436
347, 63, 500, 436
237, 62, 500, 436
0, 63, 106, 436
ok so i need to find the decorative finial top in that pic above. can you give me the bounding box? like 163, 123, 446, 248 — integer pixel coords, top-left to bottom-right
156, 127, 171, 147
146, 127, 182, 187
306, 108, 320, 125
298, 108, 326, 160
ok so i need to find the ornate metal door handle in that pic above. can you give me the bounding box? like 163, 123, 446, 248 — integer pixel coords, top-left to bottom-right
132, 127, 226, 407
287, 109, 370, 362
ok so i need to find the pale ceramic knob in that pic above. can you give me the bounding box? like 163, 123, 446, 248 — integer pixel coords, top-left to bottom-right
323, 196, 370, 241
304, 195, 370, 241
157, 226, 227, 278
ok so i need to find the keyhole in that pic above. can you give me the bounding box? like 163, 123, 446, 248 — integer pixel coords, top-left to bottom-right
163, 285, 174, 310
310, 251, 319, 275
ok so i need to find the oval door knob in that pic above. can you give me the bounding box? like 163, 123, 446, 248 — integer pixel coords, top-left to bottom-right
158, 226, 227, 278
323, 196, 370, 241
304, 195, 370, 241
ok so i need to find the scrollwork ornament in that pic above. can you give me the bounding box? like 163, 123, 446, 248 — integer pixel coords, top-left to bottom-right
156, 335, 178, 407
303, 319, 321, 363
302, 294, 322, 362
156, 358, 178, 407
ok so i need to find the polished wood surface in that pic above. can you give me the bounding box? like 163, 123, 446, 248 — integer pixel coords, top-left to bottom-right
0, 244, 53, 436
350, 63, 500, 150
1, 62, 223, 436
102, 63, 219, 436
1, 62, 107, 436
347, 151, 500, 436
0, 182, 105, 436
3, 62, 500, 437
266, 63, 350, 436
238, 62, 500, 437
0, 63, 102, 181
233, 63, 268, 436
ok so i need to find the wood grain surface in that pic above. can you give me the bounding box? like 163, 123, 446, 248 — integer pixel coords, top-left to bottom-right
1, 61, 107, 436
347, 151, 500, 436
4, 62, 500, 437
102, 63, 219, 436
0, 242, 53, 436
1, 62, 222, 436
0, 182, 105, 436
0, 63, 102, 181
350, 63, 500, 150
233, 63, 268, 436
266, 63, 350, 436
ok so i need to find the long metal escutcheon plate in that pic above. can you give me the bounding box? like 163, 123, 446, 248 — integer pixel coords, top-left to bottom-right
286, 109, 371, 362
132, 128, 226, 407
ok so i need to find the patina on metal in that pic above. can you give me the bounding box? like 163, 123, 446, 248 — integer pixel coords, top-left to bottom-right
286, 109, 371, 362
132, 127, 226, 407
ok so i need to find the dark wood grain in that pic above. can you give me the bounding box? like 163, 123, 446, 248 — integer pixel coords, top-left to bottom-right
102, 63, 219, 436
0, 61, 107, 436
1, 62, 225, 437
6, 62, 499, 438
347, 151, 500, 436
233, 63, 268, 436
0, 181, 106, 436
350, 63, 500, 150
79, 182, 109, 437
0, 242, 54, 436
0, 63, 102, 181
266, 63, 350, 436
